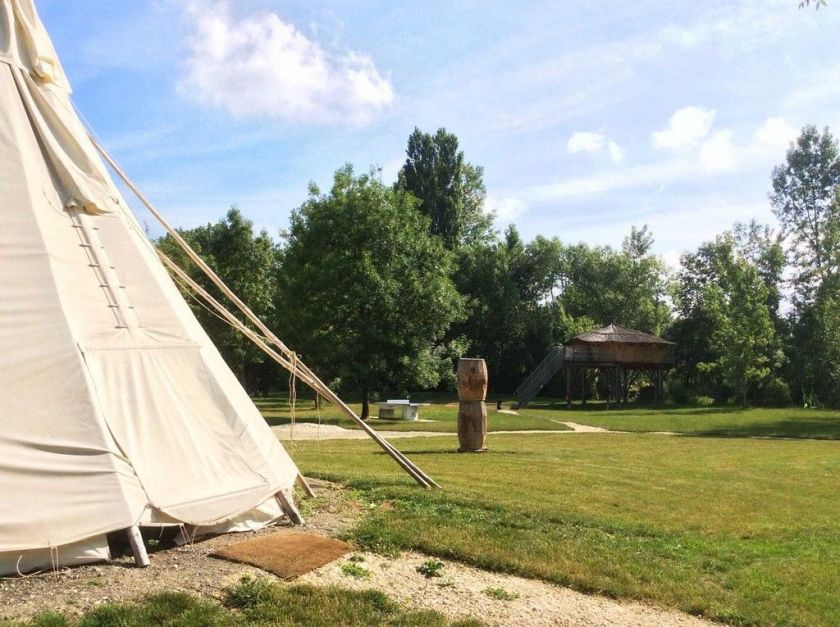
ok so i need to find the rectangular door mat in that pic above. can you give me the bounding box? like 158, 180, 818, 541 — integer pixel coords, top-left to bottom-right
212, 532, 353, 579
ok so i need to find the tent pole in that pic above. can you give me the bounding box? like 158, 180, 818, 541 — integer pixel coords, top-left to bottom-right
276, 489, 304, 525
296, 473, 316, 498
158, 253, 436, 489
126, 526, 149, 568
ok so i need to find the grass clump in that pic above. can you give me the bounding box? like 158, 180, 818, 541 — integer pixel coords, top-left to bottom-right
223, 580, 471, 626
484, 587, 519, 601
416, 559, 445, 578
8, 581, 479, 626
224, 575, 274, 609
340, 561, 372, 579
77, 592, 228, 626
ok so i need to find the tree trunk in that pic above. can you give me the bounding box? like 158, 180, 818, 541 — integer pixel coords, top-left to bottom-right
360, 386, 370, 421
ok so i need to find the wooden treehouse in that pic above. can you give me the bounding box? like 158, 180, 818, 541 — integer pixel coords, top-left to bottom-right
513, 324, 675, 408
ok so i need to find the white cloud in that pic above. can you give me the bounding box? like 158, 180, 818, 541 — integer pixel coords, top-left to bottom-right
566, 131, 623, 163
754, 117, 798, 149
652, 106, 716, 149
179, 1, 394, 125
607, 140, 624, 163
486, 196, 526, 223
699, 130, 736, 172
567, 131, 605, 154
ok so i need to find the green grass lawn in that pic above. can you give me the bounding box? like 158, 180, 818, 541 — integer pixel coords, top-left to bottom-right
6, 579, 481, 626
525, 402, 840, 439
255, 392, 840, 439
254, 394, 571, 432
289, 431, 840, 626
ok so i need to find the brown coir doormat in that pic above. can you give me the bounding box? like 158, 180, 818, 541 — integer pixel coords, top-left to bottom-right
212, 532, 353, 579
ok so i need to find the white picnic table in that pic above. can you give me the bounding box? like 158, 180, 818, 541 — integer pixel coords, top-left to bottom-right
375, 399, 430, 421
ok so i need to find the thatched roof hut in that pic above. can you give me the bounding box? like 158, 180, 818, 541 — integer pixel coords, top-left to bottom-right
565, 324, 674, 367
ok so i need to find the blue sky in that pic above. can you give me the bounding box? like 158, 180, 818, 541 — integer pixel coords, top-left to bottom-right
37, 0, 840, 266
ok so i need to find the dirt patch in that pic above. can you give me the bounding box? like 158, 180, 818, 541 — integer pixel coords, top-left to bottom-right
212, 532, 352, 580
300, 551, 716, 627
558, 421, 619, 433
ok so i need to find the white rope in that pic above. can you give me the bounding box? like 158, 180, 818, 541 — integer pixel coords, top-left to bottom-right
289, 352, 297, 446
316, 392, 322, 444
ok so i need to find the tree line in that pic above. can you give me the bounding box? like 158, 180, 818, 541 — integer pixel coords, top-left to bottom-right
159, 125, 840, 414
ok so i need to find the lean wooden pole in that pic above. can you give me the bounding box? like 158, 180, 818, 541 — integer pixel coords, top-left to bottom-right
159, 254, 436, 489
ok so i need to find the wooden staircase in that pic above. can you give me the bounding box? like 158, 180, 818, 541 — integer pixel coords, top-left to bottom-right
513, 347, 565, 408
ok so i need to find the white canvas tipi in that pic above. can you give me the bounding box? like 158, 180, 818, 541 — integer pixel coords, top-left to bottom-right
0, 0, 303, 574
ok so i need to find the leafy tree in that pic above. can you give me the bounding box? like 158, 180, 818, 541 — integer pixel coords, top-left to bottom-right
770, 125, 840, 303
558, 228, 670, 335
158, 208, 280, 393
398, 127, 493, 249
733, 220, 786, 324
452, 227, 575, 392
793, 275, 840, 406
671, 232, 780, 404
277, 165, 464, 419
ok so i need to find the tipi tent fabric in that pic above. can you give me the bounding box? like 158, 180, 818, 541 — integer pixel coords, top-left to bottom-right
0, 0, 300, 574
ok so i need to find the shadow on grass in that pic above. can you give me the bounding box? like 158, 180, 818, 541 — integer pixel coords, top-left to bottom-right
690, 419, 840, 440
523, 401, 752, 415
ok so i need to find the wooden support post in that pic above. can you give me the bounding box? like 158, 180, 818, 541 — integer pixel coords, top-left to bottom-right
296, 473, 316, 498
126, 526, 150, 568
581, 369, 587, 405
656, 369, 663, 405
565, 366, 572, 407
622, 369, 629, 405
606, 369, 611, 410
276, 489, 304, 525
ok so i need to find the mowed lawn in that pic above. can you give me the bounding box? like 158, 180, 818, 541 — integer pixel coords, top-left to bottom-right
257, 392, 840, 439
289, 430, 840, 626
254, 394, 571, 432
526, 402, 840, 440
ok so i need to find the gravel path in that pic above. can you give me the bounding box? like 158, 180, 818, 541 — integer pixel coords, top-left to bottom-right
272, 421, 620, 441
0, 479, 718, 626
301, 550, 716, 627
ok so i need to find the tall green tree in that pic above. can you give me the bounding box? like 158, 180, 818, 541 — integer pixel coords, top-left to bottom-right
398, 127, 492, 249
672, 232, 781, 404
558, 227, 670, 335
793, 274, 840, 406
770, 126, 840, 406
158, 208, 280, 393
770, 125, 840, 303
278, 165, 465, 419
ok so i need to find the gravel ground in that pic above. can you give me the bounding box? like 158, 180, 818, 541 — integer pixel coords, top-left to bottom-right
0, 479, 718, 626
300, 551, 717, 627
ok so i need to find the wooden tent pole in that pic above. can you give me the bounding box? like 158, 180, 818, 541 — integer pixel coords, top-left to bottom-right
159, 254, 435, 489
126, 526, 149, 568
